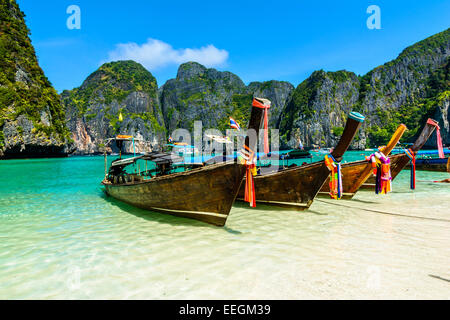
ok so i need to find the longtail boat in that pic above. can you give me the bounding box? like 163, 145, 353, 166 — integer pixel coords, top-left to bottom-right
361, 118, 439, 190
405, 151, 450, 172
236, 112, 365, 210
318, 124, 407, 199
101, 97, 268, 226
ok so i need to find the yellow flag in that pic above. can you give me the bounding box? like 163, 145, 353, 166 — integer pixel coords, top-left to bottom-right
118, 111, 123, 122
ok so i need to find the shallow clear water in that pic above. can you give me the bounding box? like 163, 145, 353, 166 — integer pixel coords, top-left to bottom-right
0, 152, 449, 299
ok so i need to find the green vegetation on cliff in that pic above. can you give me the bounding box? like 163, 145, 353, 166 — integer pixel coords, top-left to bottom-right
216, 93, 253, 132
364, 29, 450, 146
62, 60, 165, 154
279, 28, 450, 148
160, 61, 249, 134
65, 60, 159, 116
287, 70, 326, 119
279, 70, 360, 147
0, 0, 69, 149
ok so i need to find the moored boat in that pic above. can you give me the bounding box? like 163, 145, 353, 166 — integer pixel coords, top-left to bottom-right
102, 97, 268, 226
282, 149, 312, 159
236, 112, 365, 209
405, 149, 450, 172
361, 118, 439, 189
318, 124, 407, 199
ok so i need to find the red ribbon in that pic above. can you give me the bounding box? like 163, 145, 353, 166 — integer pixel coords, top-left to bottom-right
427, 118, 444, 158
245, 163, 256, 207
241, 145, 256, 207
252, 99, 270, 154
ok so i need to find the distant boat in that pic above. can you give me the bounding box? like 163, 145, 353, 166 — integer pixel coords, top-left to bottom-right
101, 98, 267, 226
311, 148, 332, 154
165, 143, 200, 156
406, 149, 450, 172
283, 149, 312, 159
175, 145, 199, 156
205, 134, 233, 144
411, 156, 449, 172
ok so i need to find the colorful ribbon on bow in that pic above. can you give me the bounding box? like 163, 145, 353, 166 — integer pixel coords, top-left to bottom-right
324, 155, 343, 199
366, 150, 392, 194
252, 98, 270, 154
239, 145, 257, 207
427, 118, 445, 158
404, 148, 416, 190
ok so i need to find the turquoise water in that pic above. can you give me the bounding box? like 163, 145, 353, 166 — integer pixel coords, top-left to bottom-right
0, 152, 449, 299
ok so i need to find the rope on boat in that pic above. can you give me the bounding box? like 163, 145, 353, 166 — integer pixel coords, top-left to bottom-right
239, 145, 257, 208
427, 118, 445, 158
405, 148, 416, 190
316, 199, 450, 223
366, 151, 392, 194
417, 180, 450, 183
324, 155, 343, 199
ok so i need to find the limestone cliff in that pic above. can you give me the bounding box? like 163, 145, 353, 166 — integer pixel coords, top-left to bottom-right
62, 29, 450, 153
279, 70, 364, 149
248, 80, 294, 128
359, 29, 450, 147
279, 28, 450, 149
62, 61, 165, 154
160, 62, 250, 134
0, 0, 71, 158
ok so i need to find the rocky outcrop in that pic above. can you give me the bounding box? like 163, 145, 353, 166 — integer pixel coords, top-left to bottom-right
0, 0, 71, 158
279, 70, 364, 149
63, 62, 297, 153
248, 80, 294, 128
160, 62, 250, 133
62, 61, 165, 154
279, 28, 450, 149
358, 29, 450, 146
60, 29, 449, 153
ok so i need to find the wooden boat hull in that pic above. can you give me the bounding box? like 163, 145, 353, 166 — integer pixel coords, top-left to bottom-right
320, 120, 439, 194
361, 120, 439, 190
406, 156, 450, 172
360, 153, 409, 189
103, 162, 245, 226
102, 97, 267, 226
362, 154, 449, 189
319, 124, 408, 199
237, 112, 365, 209
318, 159, 373, 199
319, 154, 421, 196
237, 161, 331, 210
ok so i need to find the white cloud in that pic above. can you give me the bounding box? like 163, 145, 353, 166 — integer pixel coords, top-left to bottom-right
105, 38, 229, 70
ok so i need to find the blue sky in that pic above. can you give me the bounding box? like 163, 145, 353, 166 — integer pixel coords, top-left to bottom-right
18, 0, 450, 92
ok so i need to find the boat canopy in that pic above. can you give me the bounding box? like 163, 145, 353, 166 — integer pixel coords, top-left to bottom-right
110, 155, 144, 168
105, 135, 142, 146
142, 151, 184, 164
110, 152, 184, 169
